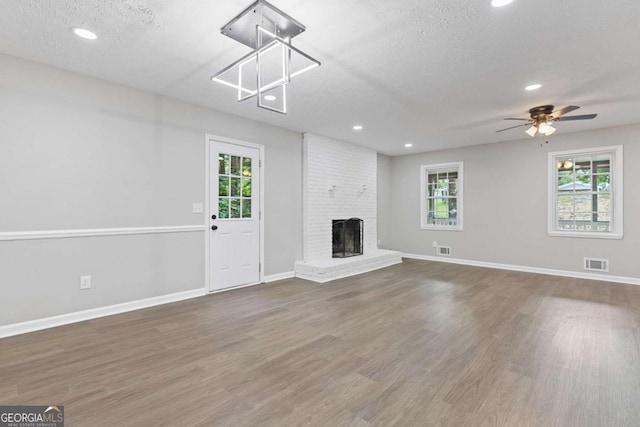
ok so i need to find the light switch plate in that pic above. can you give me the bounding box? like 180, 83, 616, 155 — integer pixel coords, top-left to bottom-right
192, 202, 204, 214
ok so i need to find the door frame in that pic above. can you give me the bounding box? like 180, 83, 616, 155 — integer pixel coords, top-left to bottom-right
204, 133, 265, 293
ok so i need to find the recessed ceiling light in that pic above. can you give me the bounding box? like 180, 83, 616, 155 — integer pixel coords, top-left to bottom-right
352, 125, 363, 131
264, 95, 277, 101
404, 143, 413, 148
525, 83, 543, 91
491, 0, 514, 7
72, 27, 97, 40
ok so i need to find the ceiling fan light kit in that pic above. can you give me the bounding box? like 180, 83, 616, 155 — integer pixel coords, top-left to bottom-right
525, 126, 537, 137
537, 122, 556, 136
211, 0, 321, 114
496, 104, 597, 138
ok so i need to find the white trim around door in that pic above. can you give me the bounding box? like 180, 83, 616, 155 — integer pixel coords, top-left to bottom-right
205, 134, 265, 293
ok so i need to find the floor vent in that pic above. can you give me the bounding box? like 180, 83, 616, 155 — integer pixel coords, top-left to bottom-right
584, 258, 609, 272
437, 246, 451, 256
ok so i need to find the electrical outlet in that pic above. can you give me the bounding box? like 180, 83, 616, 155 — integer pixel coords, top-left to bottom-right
80, 275, 91, 290
432, 241, 438, 248
192, 202, 204, 214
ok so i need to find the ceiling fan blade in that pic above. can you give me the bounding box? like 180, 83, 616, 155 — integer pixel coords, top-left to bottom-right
496, 123, 531, 133
503, 118, 530, 121
556, 114, 597, 121
553, 105, 580, 117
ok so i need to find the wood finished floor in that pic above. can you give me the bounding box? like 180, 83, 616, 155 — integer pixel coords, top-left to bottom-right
2, 259, 640, 426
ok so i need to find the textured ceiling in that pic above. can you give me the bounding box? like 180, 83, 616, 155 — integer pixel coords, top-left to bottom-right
1, 0, 640, 155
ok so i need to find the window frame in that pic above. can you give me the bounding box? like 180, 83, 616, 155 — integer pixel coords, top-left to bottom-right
420, 161, 464, 231
547, 145, 623, 239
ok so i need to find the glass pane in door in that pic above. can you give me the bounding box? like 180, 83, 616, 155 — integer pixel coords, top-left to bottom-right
219, 176, 229, 197
241, 157, 252, 218
230, 177, 241, 197
230, 156, 241, 176
219, 198, 229, 219
219, 154, 229, 175
242, 178, 252, 197
219, 152, 253, 220
230, 198, 241, 218
242, 158, 252, 177
242, 199, 251, 218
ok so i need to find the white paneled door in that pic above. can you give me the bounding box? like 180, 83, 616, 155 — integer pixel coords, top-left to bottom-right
208, 139, 261, 292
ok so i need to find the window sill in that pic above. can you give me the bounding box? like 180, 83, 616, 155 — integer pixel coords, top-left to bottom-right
548, 231, 623, 240
421, 226, 464, 232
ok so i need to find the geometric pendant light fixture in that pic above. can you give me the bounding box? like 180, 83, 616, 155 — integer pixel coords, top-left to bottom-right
211, 0, 321, 114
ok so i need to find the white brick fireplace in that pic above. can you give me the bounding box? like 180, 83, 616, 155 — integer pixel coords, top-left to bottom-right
295, 133, 401, 282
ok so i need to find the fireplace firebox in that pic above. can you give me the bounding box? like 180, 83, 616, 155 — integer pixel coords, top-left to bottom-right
332, 218, 363, 258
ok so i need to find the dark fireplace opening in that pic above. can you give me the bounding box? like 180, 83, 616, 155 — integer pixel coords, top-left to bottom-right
332, 218, 363, 258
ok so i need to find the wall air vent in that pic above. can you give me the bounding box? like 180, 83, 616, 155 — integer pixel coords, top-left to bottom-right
437, 246, 451, 256
584, 258, 609, 272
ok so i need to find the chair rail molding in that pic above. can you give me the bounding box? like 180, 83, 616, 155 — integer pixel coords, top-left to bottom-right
0, 225, 206, 242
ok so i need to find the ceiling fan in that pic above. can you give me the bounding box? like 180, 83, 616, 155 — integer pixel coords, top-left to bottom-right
496, 105, 597, 137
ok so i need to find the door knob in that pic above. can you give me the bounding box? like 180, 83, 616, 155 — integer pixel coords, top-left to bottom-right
211, 225, 218, 231
211, 214, 217, 220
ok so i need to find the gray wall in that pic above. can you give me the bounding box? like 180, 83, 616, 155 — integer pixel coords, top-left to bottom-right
390, 123, 640, 278
377, 154, 392, 249
0, 54, 303, 326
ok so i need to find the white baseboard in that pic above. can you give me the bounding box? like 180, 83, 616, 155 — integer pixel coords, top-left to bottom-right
264, 271, 296, 283
208, 282, 262, 294
403, 253, 640, 286
0, 288, 206, 339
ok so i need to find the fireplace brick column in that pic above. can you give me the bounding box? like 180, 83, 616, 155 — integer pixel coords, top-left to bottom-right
302, 133, 378, 262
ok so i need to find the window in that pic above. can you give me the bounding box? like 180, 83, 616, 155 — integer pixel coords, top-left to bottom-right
421, 162, 463, 230
548, 146, 623, 239
218, 153, 252, 219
